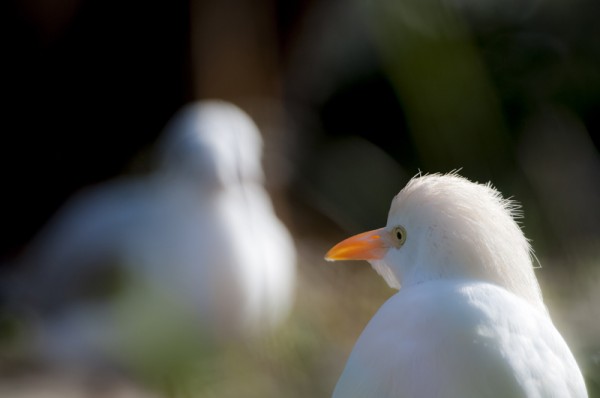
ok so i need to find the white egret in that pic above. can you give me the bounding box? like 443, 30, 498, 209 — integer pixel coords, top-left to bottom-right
12, 100, 296, 367
326, 172, 587, 398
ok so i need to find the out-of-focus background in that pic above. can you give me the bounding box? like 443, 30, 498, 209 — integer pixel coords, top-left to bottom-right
1, 0, 599, 396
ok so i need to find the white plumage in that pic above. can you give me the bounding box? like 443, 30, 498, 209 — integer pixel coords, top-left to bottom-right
326, 172, 587, 398
13, 100, 296, 366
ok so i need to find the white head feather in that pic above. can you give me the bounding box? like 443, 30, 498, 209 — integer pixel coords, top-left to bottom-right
374, 172, 545, 311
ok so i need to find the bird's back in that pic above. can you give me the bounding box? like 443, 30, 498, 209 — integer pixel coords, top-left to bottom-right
333, 280, 587, 398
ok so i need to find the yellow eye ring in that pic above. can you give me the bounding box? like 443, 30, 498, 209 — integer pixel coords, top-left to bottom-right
391, 226, 407, 247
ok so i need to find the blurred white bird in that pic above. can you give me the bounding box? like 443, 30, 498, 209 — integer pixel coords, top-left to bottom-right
10, 100, 296, 368
326, 172, 587, 398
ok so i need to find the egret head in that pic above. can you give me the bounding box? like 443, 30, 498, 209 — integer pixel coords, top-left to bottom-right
326, 172, 544, 308
158, 100, 264, 187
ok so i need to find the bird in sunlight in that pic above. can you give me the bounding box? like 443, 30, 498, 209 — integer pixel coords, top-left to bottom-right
325, 172, 587, 398
8, 100, 296, 370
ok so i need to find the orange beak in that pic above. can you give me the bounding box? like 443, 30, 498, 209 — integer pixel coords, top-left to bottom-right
325, 228, 389, 261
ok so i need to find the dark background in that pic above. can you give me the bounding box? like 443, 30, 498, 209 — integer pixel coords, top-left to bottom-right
2, 0, 599, 261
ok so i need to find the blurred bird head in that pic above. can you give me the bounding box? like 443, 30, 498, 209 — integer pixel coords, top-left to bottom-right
326, 172, 544, 308
158, 100, 265, 188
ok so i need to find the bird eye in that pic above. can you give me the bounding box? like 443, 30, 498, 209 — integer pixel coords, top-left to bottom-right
391, 226, 407, 247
